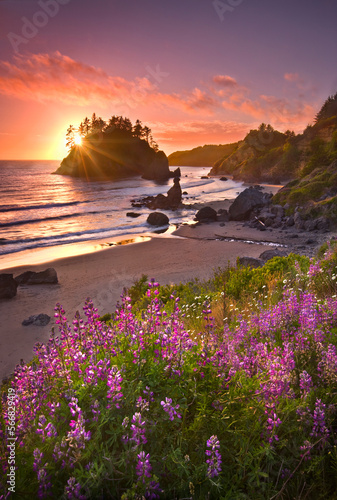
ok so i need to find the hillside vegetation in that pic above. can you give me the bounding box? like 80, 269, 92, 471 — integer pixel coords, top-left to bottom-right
2, 243, 337, 498
168, 143, 237, 167
210, 94, 337, 188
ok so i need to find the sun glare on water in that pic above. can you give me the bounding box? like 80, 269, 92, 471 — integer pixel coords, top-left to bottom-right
74, 134, 82, 146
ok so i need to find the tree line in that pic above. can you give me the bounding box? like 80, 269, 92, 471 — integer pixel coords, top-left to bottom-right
315, 92, 337, 123
66, 114, 159, 152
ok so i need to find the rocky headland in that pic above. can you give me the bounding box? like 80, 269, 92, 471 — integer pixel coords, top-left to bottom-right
54, 115, 176, 181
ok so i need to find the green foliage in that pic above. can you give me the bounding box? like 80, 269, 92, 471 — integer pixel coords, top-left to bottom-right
315, 93, 337, 123
2, 251, 337, 499
301, 138, 331, 178
169, 143, 238, 168
287, 181, 327, 205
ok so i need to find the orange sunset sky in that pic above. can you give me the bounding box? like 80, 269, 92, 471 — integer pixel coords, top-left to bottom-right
0, 0, 336, 160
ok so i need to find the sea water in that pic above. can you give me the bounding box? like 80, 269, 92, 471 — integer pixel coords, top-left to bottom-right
0, 160, 245, 262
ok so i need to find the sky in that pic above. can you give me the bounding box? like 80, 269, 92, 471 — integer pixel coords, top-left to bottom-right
0, 0, 336, 160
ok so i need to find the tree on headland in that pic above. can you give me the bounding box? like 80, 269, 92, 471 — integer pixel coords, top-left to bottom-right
65, 114, 160, 152
91, 113, 106, 133
132, 119, 144, 139
83, 117, 91, 135
315, 92, 337, 123
77, 122, 86, 138
150, 138, 159, 152
66, 125, 75, 151
143, 125, 151, 143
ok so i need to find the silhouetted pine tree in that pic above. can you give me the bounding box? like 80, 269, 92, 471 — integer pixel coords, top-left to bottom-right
315, 93, 337, 123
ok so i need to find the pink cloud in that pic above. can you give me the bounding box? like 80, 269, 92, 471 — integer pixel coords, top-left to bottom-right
0, 52, 318, 137
0, 51, 158, 108
0, 51, 218, 115
149, 120, 250, 151
222, 92, 316, 132
284, 72, 301, 83
212, 75, 238, 87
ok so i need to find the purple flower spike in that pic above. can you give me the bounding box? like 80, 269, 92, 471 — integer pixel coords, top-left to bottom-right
206, 435, 222, 478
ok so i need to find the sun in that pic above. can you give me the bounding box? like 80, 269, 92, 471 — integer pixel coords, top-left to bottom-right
74, 134, 82, 146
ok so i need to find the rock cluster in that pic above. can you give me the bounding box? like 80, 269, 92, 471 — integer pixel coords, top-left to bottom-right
227, 186, 330, 233
132, 176, 182, 211
0, 268, 58, 300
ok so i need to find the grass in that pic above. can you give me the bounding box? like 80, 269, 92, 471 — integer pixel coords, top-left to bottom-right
1, 244, 337, 499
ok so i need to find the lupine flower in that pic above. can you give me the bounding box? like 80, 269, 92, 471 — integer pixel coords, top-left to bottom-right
160, 398, 181, 421
136, 451, 152, 482
206, 435, 222, 478
106, 366, 123, 409
64, 477, 86, 499
36, 416, 57, 441
299, 371, 313, 397
311, 399, 329, 440
129, 412, 147, 447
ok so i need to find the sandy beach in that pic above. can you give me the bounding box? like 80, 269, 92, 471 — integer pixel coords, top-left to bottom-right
0, 188, 334, 381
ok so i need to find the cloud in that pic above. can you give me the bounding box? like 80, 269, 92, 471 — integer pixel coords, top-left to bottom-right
0, 52, 318, 135
212, 75, 238, 87
0, 51, 158, 108
284, 72, 302, 83
0, 51, 217, 114
222, 92, 316, 131
149, 120, 251, 150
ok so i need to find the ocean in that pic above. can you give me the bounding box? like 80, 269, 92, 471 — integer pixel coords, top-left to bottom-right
0, 160, 245, 266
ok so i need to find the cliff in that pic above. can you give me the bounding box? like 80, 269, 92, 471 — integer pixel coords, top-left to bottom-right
168, 143, 237, 167
209, 127, 291, 183
209, 95, 337, 185
54, 129, 172, 181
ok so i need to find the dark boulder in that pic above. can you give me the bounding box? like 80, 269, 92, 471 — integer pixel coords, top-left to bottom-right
220, 177, 228, 181
16, 268, 58, 285
238, 257, 263, 268
304, 219, 317, 232
152, 194, 168, 209
316, 216, 330, 231
229, 187, 271, 221
166, 177, 182, 209
271, 205, 285, 218
195, 207, 217, 222
294, 211, 304, 230
126, 212, 141, 218
259, 248, 287, 262
0, 274, 18, 299
147, 212, 169, 226
170, 167, 181, 178
143, 150, 171, 181
285, 215, 294, 227
22, 314, 51, 327
217, 209, 229, 222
